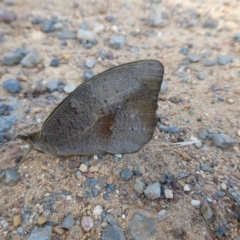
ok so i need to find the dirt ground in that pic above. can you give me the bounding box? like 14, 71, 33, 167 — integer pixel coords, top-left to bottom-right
0, 0, 240, 239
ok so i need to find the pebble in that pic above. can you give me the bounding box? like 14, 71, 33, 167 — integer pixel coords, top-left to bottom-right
79, 163, 88, 172
106, 184, 115, 194
180, 47, 189, 55
103, 193, 111, 201
21, 49, 42, 68
17, 226, 24, 235
221, 183, 227, 190
164, 189, 173, 199
31, 16, 43, 25
89, 166, 99, 172
13, 215, 21, 227
188, 53, 202, 62
0, 9, 17, 23
200, 202, 213, 221
101, 225, 125, 240
215, 225, 226, 237
134, 179, 145, 194
57, 30, 76, 39
3, 48, 26, 66
211, 133, 235, 148
77, 29, 96, 41
5, 169, 20, 186
148, 6, 163, 27
184, 184, 190, 192
93, 205, 103, 216
109, 35, 125, 50
160, 81, 168, 93
202, 19, 218, 29
198, 129, 208, 140
62, 214, 74, 229
63, 84, 76, 93
41, 19, 55, 32
217, 55, 233, 66
144, 183, 161, 199
50, 58, 60, 67
234, 33, 240, 42
28, 226, 52, 240
200, 163, 213, 173
68, 160, 80, 169
85, 59, 96, 68
158, 210, 166, 219
53, 226, 64, 235
203, 59, 215, 66
81, 216, 93, 232
83, 70, 94, 81
3, 79, 22, 93
129, 213, 156, 239
106, 214, 118, 226
38, 216, 47, 225
191, 199, 201, 207
46, 79, 59, 93
120, 170, 133, 180
198, 72, 205, 80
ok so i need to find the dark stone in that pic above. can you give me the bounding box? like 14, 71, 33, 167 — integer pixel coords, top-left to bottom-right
3, 79, 22, 93
50, 58, 60, 67
106, 184, 115, 193
62, 214, 74, 229
120, 170, 133, 180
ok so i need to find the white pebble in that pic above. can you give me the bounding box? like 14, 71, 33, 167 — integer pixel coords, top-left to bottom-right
221, 183, 227, 190
158, 209, 166, 219
164, 189, 173, 199
191, 199, 201, 207
184, 184, 190, 192
64, 84, 76, 93
93, 205, 103, 216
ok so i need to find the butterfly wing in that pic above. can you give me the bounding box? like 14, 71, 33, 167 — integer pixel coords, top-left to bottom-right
40, 60, 164, 156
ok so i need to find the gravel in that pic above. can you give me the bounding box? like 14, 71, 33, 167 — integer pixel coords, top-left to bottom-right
109, 35, 125, 50
3, 79, 22, 93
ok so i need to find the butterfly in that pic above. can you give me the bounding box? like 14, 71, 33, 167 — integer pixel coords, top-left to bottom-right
19, 60, 164, 156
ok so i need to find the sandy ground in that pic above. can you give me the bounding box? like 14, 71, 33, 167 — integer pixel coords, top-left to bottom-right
0, 0, 240, 239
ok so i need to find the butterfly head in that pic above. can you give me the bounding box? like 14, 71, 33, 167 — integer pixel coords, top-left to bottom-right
18, 131, 49, 154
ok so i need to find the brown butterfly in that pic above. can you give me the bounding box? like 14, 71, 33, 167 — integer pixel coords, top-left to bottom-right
19, 60, 164, 156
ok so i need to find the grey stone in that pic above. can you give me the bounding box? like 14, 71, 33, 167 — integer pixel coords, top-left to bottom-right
41, 19, 55, 32
200, 163, 213, 173
106, 184, 115, 194
158, 124, 169, 133
109, 35, 125, 50
148, 6, 163, 27
0, 116, 17, 132
106, 214, 118, 226
3, 48, 27, 66
198, 72, 205, 80
83, 69, 94, 81
160, 81, 168, 93
198, 129, 208, 140
21, 49, 42, 68
234, 33, 240, 42
85, 59, 96, 68
215, 225, 226, 237
203, 59, 215, 66
31, 16, 43, 25
129, 213, 156, 240
46, 79, 59, 92
3, 79, 22, 93
201, 201, 213, 221
103, 193, 111, 201
101, 225, 125, 240
0, 9, 17, 23
180, 47, 189, 55
168, 126, 183, 134
202, 20, 218, 29
50, 58, 59, 67
5, 169, 20, 186
28, 226, 52, 240
17, 226, 24, 235
134, 179, 145, 194
211, 133, 235, 149
188, 53, 201, 63
57, 29, 76, 39
62, 214, 74, 229
120, 170, 133, 180
144, 183, 161, 199
217, 55, 233, 66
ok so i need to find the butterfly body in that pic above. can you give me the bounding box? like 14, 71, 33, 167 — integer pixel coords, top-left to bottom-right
20, 60, 164, 156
